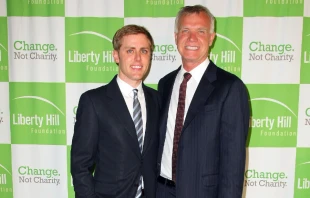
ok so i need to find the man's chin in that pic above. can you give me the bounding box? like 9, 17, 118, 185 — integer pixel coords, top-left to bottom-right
131, 75, 144, 81
182, 57, 201, 62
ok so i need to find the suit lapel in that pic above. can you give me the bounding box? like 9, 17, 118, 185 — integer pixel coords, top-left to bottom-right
183, 61, 217, 131
142, 85, 155, 155
159, 69, 179, 141
106, 76, 141, 156
158, 62, 217, 142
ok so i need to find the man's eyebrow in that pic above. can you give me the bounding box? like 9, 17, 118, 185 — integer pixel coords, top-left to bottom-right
123, 46, 150, 50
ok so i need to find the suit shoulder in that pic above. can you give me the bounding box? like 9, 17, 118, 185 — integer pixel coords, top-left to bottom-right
215, 65, 245, 85
143, 84, 157, 92
159, 69, 179, 84
81, 84, 107, 98
143, 85, 159, 97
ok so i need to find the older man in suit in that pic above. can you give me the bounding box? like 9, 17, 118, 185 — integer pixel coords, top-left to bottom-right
71, 24, 160, 198
156, 5, 250, 198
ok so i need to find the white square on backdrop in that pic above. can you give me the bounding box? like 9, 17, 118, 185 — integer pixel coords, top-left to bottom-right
184, 0, 243, 17
241, 17, 303, 84
297, 84, 310, 147
0, 82, 10, 143
0, 0, 6, 16
304, 0, 310, 16
12, 144, 68, 198
8, 17, 65, 82
243, 148, 296, 198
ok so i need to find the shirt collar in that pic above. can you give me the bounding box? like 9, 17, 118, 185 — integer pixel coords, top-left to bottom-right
178, 58, 210, 83
117, 75, 144, 97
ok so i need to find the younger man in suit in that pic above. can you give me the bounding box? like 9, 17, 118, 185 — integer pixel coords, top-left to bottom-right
71, 24, 160, 198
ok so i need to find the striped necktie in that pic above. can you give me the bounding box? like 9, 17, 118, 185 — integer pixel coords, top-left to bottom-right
133, 89, 143, 198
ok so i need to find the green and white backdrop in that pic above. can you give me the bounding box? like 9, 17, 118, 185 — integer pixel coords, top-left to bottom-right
0, 0, 309, 197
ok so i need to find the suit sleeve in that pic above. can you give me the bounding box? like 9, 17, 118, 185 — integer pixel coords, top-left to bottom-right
218, 79, 250, 198
71, 92, 98, 198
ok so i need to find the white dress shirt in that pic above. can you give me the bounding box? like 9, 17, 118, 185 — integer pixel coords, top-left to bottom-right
116, 76, 147, 146
160, 58, 210, 180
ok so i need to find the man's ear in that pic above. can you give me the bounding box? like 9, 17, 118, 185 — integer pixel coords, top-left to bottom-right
113, 50, 120, 64
209, 32, 216, 46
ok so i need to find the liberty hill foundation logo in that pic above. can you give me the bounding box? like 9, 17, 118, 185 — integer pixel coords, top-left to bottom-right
124, 0, 182, 17
12, 108, 62, 131
0, 145, 13, 197
7, 0, 64, 16
303, 34, 310, 64
11, 96, 65, 134
249, 98, 296, 136
247, 85, 298, 147
210, 18, 243, 77
10, 83, 66, 145
27, 0, 64, 5
209, 33, 241, 73
18, 166, 60, 186
0, 17, 8, 81
0, 163, 13, 194
66, 18, 123, 82
265, 0, 303, 5
244, 169, 287, 188
145, 0, 183, 5
0, 43, 8, 73
244, 0, 303, 16
294, 148, 310, 197
300, 21, 310, 83
68, 31, 115, 71
296, 162, 310, 189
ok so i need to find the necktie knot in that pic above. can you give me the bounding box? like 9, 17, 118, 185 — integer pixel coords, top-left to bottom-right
133, 89, 138, 95
183, 72, 192, 82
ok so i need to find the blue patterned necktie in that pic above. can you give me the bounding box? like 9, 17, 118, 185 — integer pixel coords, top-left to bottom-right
133, 89, 143, 198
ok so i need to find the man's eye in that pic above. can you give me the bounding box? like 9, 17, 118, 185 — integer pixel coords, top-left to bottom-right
127, 49, 133, 53
141, 49, 148, 54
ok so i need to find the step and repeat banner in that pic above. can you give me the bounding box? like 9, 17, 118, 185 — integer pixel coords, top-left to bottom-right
0, 0, 309, 197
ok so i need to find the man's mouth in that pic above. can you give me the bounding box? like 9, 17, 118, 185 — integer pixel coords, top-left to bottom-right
185, 46, 199, 50
132, 65, 142, 69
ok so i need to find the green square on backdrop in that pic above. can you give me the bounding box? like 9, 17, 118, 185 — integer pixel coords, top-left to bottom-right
10, 82, 66, 145
246, 84, 299, 147
65, 17, 123, 83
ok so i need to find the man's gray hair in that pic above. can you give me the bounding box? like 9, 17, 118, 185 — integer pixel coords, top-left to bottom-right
175, 5, 215, 33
